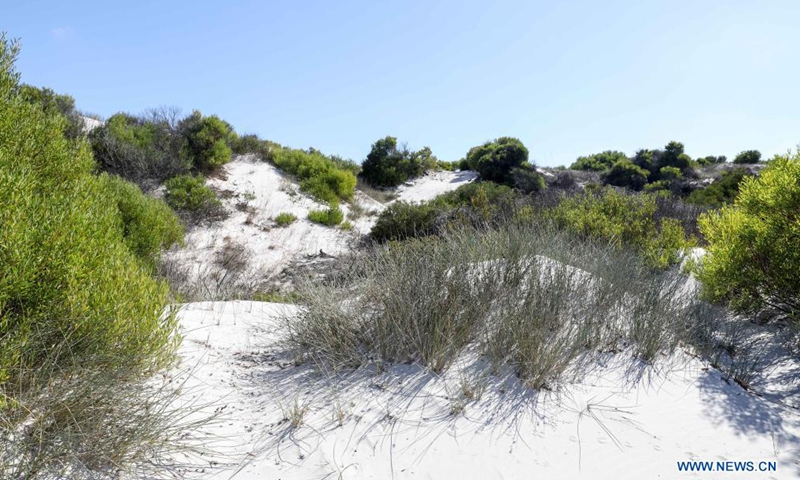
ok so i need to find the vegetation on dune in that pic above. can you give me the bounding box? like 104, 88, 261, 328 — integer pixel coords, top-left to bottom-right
275, 211, 298, 227
308, 203, 345, 226
571, 150, 628, 172
179, 110, 237, 172
288, 224, 720, 383
359, 136, 438, 187
733, 149, 762, 164
686, 168, 752, 208
0, 36, 192, 478
274, 147, 358, 203
697, 152, 800, 323
164, 173, 224, 221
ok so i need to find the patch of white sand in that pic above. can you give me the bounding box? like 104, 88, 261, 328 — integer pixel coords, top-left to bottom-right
163, 301, 800, 479
393, 170, 477, 203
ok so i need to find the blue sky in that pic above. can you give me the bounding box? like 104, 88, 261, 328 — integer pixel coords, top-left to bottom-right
5, 0, 800, 166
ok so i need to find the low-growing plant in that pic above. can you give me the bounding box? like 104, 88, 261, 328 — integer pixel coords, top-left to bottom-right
285, 224, 716, 386
275, 211, 298, 227
370, 201, 443, 242
308, 203, 344, 226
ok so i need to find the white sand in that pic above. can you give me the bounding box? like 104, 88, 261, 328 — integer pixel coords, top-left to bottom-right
163, 156, 476, 287
163, 301, 800, 479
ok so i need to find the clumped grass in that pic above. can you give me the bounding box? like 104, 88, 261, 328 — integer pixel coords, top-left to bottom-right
285, 223, 718, 389
308, 204, 344, 226
274, 212, 297, 227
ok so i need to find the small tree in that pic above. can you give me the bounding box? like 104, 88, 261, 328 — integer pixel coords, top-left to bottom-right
466, 137, 529, 184
697, 152, 800, 322
179, 110, 236, 172
360, 136, 436, 187
605, 160, 649, 191
733, 149, 762, 164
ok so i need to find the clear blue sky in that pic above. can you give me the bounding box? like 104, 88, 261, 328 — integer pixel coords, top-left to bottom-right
5, 0, 800, 166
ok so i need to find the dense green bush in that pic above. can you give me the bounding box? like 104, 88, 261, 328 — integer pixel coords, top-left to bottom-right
605, 160, 649, 190
550, 188, 694, 268
697, 152, 800, 321
686, 168, 752, 208
370, 201, 443, 242
164, 174, 223, 219
179, 110, 236, 172
0, 38, 177, 381
17, 84, 85, 139
570, 150, 628, 171
511, 166, 546, 194
274, 147, 357, 202
466, 137, 529, 184
434, 181, 517, 208
102, 174, 184, 270
359, 136, 437, 187
308, 203, 344, 226
733, 149, 762, 164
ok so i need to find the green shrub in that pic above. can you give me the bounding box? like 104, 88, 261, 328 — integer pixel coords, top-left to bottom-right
697, 152, 800, 322
686, 168, 752, 208
550, 188, 693, 268
370, 201, 442, 242
434, 181, 517, 208
90, 109, 190, 185
0, 37, 177, 382
274, 148, 357, 202
733, 149, 762, 164
605, 160, 649, 190
697, 155, 727, 166
102, 175, 183, 270
359, 136, 436, 187
466, 137, 528, 185
510, 166, 546, 194
570, 150, 628, 171
275, 211, 297, 227
308, 203, 344, 226
18, 84, 85, 139
179, 110, 236, 172
164, 174, 223, 219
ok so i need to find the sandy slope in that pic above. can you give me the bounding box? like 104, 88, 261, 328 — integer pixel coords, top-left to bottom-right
165, 301, 800, 480
162, 156, 476, 292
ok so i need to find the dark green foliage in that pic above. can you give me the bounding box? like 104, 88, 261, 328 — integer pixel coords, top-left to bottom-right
510, 166, 546, 194
360, 136, 436, 187
570, 150, 628, 171
698, 152, 800, 322
164, 174, 223, 220
308, 203, 344, 226
179, 110, 236, 172
466, 137, 529, 184
605, 160, 649, 190
274, 148, 357, 202
274, 212, 298, 227
686, 168, 752, 208
733, 150, 762, 164
102, 175, 183, 270
370, 201, 442, 242
458, 158, 470, 171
